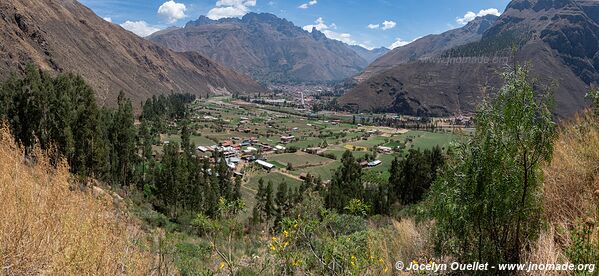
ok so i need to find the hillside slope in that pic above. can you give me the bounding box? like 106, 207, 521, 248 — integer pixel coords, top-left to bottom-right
0, 125, 154, 274
149, 13, 369, 84
341, 0, 598, 117
355, 15, 498, 82
0, 0, 264, 106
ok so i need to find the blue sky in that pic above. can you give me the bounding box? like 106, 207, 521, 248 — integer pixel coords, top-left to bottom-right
80, 0, 511, 49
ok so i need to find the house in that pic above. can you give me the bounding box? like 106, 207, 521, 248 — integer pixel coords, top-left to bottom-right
377, 146, 393, 154
274, 145, 286, 153
367, 160, 382, 167
243, 146, 258, 154
360, 161, 369, 167
227, 157, 241, 164
256, 160, 275, 171
305, 147, 320, 154
221, 140, 234, 147
280, 135, 295, 144
197, 146, 209, 152
261, 144, 273, 152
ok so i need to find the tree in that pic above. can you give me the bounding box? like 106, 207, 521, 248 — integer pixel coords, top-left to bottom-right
251, 179, 265, 225
325, 150, 363, 211
108, 91, 137, 186
429, 65, 556, 264
274, 181, 290, 230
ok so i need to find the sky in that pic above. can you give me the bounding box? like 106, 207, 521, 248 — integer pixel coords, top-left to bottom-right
80, 0, 512, 49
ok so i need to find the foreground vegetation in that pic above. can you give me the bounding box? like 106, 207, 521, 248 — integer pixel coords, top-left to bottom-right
1, 65, 598, 274
0, 125, 154, 274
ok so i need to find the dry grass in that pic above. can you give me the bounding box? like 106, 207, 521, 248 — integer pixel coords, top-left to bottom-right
368, 219, 433, 275
0, 125, 155, 275
522, 227, 568, 276
542, 112, 599, 238
524, 112, 599, 271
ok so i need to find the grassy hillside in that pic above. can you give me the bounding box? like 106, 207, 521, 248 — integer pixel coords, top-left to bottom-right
527, 112, 599, 264
0, 125, 154, 275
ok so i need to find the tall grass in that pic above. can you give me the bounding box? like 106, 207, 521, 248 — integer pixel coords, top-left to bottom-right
0, 125, 154, 274
525, 112, 599, 270
542, 112, 599, 237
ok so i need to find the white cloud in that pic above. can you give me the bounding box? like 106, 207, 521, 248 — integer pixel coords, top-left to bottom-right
382, 20, 396, 30
158, 1, 187, 23
207, 0, 257, 20
389, 37, 420, 49
103, 17, 112, 23
367, 24, 379, 29
298, 0, 317, 9
120, 21, 162, 37
456, 8, 500, 25
303, 17, 356, 45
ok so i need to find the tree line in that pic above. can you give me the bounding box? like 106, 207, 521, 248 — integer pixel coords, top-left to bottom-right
0, 65, 240, 222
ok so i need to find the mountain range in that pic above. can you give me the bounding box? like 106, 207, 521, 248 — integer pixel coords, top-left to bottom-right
0, 0, 264, 107
148, 13, 370, 84
341, 0, 599, 117
348, 46, 390, 64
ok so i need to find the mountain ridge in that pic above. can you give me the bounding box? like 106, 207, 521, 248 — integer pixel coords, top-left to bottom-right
0, 0, 264, 107
341, 0, 598, 117
149, 12, 369, 84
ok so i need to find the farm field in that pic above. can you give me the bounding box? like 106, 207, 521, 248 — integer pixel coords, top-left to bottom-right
267, 152, 333, 168
157, 97, 468, 207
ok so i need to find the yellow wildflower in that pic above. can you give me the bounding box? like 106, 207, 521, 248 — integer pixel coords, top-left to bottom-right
270, 245, 276, 251
283, 230, 289, 238
219, 262, 225, 270
271, 236, 278, 241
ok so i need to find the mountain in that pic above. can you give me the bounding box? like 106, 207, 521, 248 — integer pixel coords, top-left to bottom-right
0, 0, 264, 107
148, 13, 369, 84
348, 46, 390, 63
341, 0, 598, 117
355, 15, 499, 82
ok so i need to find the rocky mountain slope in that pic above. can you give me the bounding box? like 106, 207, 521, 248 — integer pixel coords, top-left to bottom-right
148, 13, 369, 84
0, 0, 264, 107
355, 15, 499, 82
341, 0, 598, 117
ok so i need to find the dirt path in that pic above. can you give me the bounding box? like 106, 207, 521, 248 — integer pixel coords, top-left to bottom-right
276, 170, 303, 182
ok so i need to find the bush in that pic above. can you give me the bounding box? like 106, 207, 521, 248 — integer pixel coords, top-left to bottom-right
429, 65, 556, 264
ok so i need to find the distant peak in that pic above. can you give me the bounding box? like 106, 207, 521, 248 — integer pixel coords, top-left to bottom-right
463, 14, 499, 34
311, 27, 326, 40
241, 12, 285, 23
506, 0, 574, 12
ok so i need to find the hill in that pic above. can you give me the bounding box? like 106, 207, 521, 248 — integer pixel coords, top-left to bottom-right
341, 0, 598, 117
148, 13, 369, 84
0, 0, 264, 106
355, 15, 499, 82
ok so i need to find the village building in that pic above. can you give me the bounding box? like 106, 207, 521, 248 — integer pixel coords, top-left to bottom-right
274, 145, 286, 153
377, 146, 393, 154
281, 135, 295, 144
256, 160, 275, 171
367, 160, 382, 167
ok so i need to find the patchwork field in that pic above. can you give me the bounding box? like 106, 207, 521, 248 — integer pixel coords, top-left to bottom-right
160, 97, 468, 214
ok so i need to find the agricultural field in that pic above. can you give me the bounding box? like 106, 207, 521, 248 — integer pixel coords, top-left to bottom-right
158, 97, 467, 206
